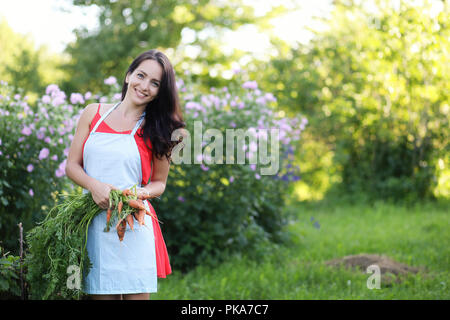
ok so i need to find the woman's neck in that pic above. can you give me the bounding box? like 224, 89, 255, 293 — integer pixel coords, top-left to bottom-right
117, 99, 145, 120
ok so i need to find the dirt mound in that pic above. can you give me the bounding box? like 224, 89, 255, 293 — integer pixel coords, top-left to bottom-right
324, 254, 423, 285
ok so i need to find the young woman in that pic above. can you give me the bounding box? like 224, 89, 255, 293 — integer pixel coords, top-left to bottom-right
66, 49, 185, 300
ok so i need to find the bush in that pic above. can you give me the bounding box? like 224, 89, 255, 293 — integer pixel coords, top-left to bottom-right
154, 77, 306, 271
0, 75, 306, 276
0, 246, 21, 299
0, 80, 121, 254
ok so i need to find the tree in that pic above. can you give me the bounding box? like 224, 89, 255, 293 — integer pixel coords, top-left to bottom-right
258, 0, 449, 200
62, 0, 288, 94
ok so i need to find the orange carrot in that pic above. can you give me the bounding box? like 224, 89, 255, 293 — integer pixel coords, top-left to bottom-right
122, 189, 133, 196
116, 219, 126, 241
106, 208, 112, 232
126, 214, 134, 231
145, 209, 161, 224
128, 199, 146, 210
118, 201, 123, 214
136, 209, 146, 226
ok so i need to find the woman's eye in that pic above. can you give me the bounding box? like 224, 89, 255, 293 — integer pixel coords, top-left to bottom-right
152, 82, 159, 87
137, 73, 144, 79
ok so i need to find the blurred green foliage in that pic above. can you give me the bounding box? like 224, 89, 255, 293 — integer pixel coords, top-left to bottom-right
256, 0, 449, 201
62, 0, 288, 94
1, 0, 448, 208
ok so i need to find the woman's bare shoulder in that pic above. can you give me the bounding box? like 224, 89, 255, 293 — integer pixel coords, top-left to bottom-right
99, 103, 116, 116
77, 103, 99, 126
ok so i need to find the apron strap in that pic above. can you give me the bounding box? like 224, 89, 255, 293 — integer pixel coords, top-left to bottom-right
130, 112, 146, 136
90, 102, 120, 134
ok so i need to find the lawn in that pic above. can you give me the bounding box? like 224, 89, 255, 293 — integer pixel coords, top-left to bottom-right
151, 198, 449, 300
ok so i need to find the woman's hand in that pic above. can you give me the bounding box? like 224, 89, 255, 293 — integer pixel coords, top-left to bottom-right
136, 187, 152, 199
89, 180, 117, 209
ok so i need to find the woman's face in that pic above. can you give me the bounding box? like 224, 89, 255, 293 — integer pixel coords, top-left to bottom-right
125, 59, 163, 107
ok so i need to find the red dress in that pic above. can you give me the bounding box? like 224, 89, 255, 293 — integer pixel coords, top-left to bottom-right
83, 104, 172, 278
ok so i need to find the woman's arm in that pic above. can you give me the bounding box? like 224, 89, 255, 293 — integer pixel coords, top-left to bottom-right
65, 103, 116, 209
139, 154, 171, 199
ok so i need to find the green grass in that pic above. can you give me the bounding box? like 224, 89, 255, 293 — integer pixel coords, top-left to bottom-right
151, 198, 450, 300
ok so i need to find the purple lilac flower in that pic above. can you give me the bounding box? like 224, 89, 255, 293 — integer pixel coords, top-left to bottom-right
242, 81, 258, 90
29, 189, 34, 197
27, 164, 34, 172
255, 174, 261, 180
42, 95, 51, 104
21, 126, 32, 136
177, 196, 185, 202
70, 93, 85, 105
264, 93, 276, 102
38, 148, 50, 160
52, 96, 65, 107
200, 164, 209, 171
55, 159, 67, 177
84, 92, 92, 100
51, 155, 58, 161
36, 131, 45, 140
104, 76, 117, 85
46, 84, 59, 95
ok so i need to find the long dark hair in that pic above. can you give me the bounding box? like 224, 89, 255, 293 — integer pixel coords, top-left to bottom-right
121, 50, 185, 161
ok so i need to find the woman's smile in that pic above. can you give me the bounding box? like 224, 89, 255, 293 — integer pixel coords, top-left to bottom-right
134, 87, 149, 99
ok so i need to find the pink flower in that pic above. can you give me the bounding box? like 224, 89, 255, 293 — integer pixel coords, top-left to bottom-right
38, 148, 50, 160
27, 164, 34, 172
21, 126, 32, 136
51, 155, 58, 161
55, 159, 67, 177
85, 92, 92, 100
255, 173, 261, 179
55, 168, 64, 177
70, 93, 85, 105
29, 189, 34, 197
177, 196, 185, 202
229, 176, 234, 183
104, 76, 117, 85
42, 95, 51, 104
52, 96, 65, 107
242, 81, 258, 90
200, 164, 209, 171
264, 93, 276, 102
46, 84, 59, 95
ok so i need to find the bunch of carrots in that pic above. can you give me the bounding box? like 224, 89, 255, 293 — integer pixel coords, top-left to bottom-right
106, 185, 161, 241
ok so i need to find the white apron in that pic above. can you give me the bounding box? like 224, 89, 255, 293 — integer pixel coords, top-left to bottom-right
82, 102, 157, 294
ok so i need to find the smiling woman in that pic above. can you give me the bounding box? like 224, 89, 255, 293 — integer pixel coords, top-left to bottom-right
65, 49, 186, 300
